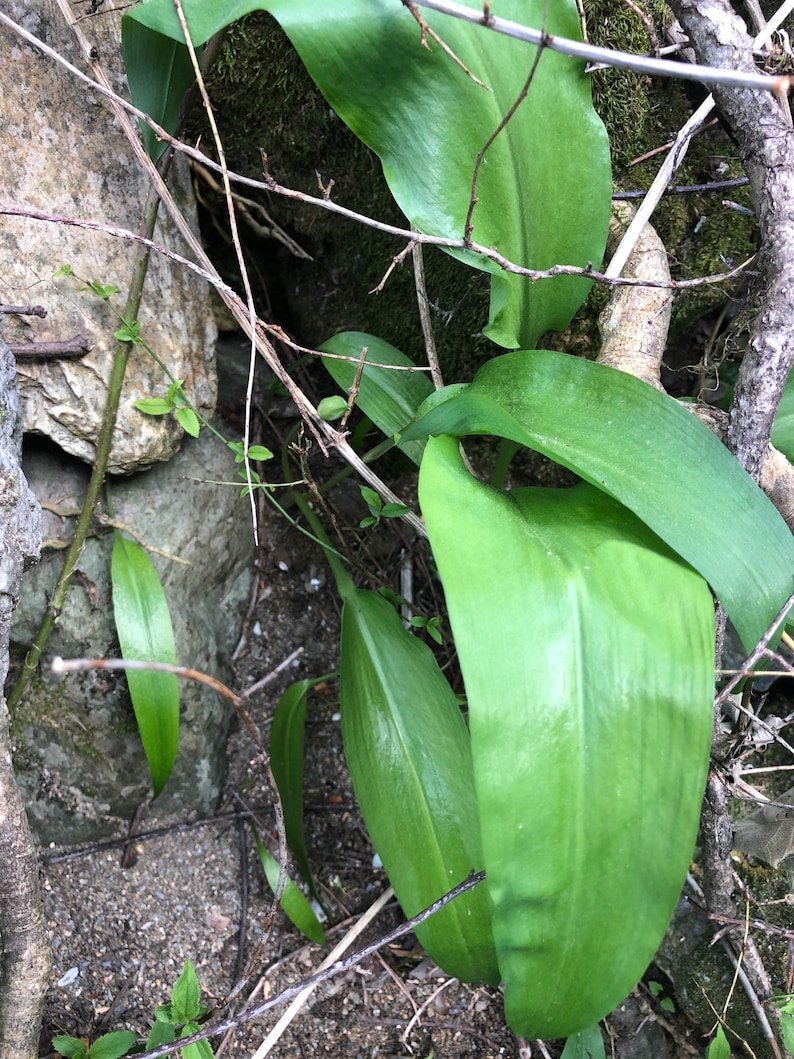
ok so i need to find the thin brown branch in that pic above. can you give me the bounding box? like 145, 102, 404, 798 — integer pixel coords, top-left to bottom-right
172, 0, 260, 545
464, 31, 546, 245
411, 238, 444, 389
0, 203, 755, 295
405, 1, 489, 87
370, 239, 417, 294
404, 0, 794, 92
9, 336, 90, 359
0, 303, 47, 317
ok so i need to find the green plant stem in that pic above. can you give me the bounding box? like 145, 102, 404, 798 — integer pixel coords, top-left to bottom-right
7, 192, 161, 713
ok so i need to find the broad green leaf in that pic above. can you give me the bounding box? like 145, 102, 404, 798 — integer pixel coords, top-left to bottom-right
560, 1025, 606, 1059
780, 1006, 794, 1054
705, 1025, 731, 1059
170, 960, 202, 1023
404, 350, 794, 652
270, 678, 326, 906
125, 2, 611, 348
111, 532, 179, 797
121, 17, 199, 162
339, 584, 498, 985
252, 827, 325, 944
419, 436, 714, 1038
52, 1039, 88, 1059
319, 332, 434, 465
179, 1027, 214, 1059
176, 405, 200, 437
772, 368, 794, 461
85, 1032, 138, 1059
135, 397, 173, 415
145, 1021, 175, 1049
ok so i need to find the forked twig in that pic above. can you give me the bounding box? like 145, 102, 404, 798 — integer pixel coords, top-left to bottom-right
405, 0, 489, 87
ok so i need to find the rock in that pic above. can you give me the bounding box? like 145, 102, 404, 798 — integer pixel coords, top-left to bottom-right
0, 1, 217, 472
10, 424, 254, 845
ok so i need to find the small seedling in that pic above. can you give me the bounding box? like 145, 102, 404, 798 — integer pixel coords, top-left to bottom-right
647, 979, 675, 1013
52, 1031, 137, 1059
359, 484, 411, 528
135, 378, 201, 437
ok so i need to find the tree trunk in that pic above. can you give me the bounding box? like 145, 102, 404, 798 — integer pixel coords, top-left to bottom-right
0, 335, 49, 1058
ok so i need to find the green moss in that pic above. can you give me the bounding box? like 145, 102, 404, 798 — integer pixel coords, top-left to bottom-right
585, 0, 674, 173
187, 13, 494, 385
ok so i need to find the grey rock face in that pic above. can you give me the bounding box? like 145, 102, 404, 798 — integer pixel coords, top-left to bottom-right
10, 425, 254, 845
0, 0, 217, 472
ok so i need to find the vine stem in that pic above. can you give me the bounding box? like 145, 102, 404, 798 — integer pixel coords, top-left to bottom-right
6, 188, 161, 713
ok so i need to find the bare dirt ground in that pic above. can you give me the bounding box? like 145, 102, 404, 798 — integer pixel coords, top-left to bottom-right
35, 406, 712, 1059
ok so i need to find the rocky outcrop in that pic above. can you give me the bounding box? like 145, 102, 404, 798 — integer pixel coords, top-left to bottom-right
11, 424, 254, 845
0, 1, 217, 472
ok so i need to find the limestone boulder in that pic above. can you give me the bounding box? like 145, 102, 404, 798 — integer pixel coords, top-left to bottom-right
10, 425, 254, 845
0, 0, 216, 472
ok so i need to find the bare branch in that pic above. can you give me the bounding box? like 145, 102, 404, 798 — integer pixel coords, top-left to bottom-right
668, 0, 794, 479
406, 0, 794, 92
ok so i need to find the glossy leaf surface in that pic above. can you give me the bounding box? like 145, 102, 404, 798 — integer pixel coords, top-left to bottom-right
121, 17, 198, 161
111, 532, 179, 797
405, 350, 794, 651
340, 584, 498, 985
270, 678, 325, 905
319, 331, 434, 465
419, 436, 714, 1038
252, 827, 325, 945
124, 0, 611, 348
772, 368, 794, 461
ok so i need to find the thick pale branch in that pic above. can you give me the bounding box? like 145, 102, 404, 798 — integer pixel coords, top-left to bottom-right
668, 0, 794, 479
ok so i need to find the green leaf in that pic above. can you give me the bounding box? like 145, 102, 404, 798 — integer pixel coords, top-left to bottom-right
126, 1, 611, 349
170, 960, 203, 1024
381, 502, 412, 519
270, 679, 325, 906
317, 395, 349, 422
114, 320, 141, 343
560, 1025, 606, 1059
121, 16, 200, 161
772, 368, 794, 461
339, 584, 498, 985
270, 3, 611, 348
359, 485, 382, 514
176, 406, 200, 437
319, 332, 434, 464
405, 350, 794, 652
419, 436, 714, 1038
706, 1025, 732, 1059
145, 1021, 175, 1049
252, 827, 325, 944
52, 1038, 88, 1059
85, 1032, 138, 1059
179, 1032, 214, 1059
781, 1005, 794, 1055
135, 397, 173, 416
111, 532, 180, 797
87, 281, 120, 300
247, 444, 274, 461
